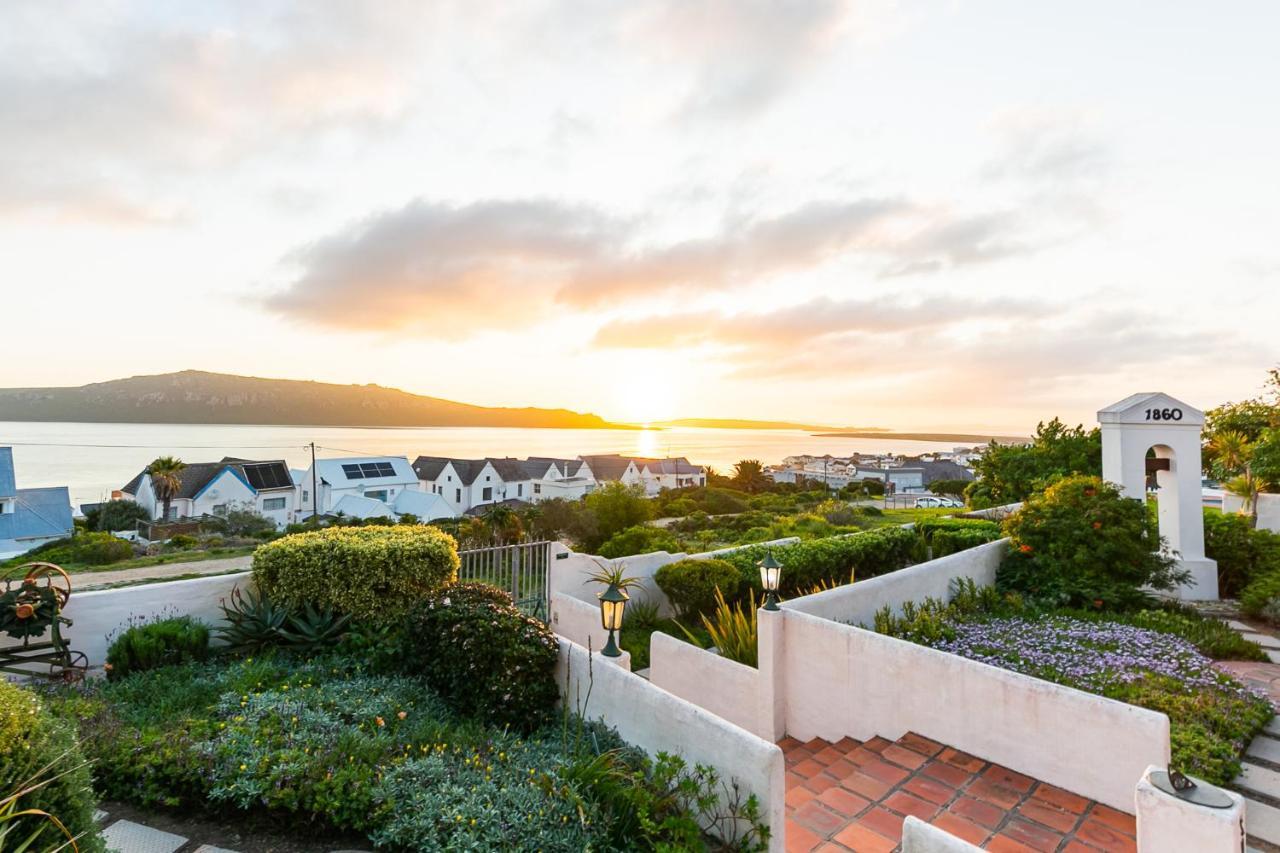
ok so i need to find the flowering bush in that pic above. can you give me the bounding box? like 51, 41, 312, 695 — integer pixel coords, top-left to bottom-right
401, 582, 560, 731
998, 475, 1187, 609
252, 525, 459, 622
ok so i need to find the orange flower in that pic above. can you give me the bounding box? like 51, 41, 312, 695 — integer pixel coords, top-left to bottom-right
397, 711, 407, 720
376, 716, 385, 727
1019, 544, 1033, 553
1093, 599, 1105, 609
1092, 521, 1102, 529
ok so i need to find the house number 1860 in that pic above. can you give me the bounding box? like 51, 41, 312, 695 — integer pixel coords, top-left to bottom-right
1145, 408, 1183, 421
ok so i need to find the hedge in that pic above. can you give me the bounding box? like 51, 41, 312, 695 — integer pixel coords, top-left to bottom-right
0, 680, 105, 852
253, 525, 459, 622
106, 615, 210, 680
719, 526, 918, 595
654, 558, 742, 618
1204, 509, 1280, 598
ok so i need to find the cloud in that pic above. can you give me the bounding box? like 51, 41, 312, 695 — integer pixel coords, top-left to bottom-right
623, 0, 856, 120
0, 2, 432, 221
266, 194, 1053, 332
983, 111, 1111, 184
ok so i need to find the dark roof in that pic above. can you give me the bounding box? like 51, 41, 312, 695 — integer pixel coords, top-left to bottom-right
486, 458, 528, 481
636, 457, 703, 475
579, 454, 634, 481
463, 498, 530, 517
121, 458, 292, 498
412, 456, 451, 481
905, 459, 975, 485
526, 456, 587, 478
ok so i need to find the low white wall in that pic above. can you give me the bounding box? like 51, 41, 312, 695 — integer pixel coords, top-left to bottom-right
1222, 493, 1280, 533
785, 539, 1007, 626
62, 571, 250, 666
779, 610, 1170, 812
557, 638, 784, 852
648, 631, 761, 736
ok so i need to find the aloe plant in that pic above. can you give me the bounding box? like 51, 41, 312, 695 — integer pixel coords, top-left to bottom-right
681, 588, 758, 668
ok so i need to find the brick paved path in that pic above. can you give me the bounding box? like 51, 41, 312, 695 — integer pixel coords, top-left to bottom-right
781, 731, 1136, 852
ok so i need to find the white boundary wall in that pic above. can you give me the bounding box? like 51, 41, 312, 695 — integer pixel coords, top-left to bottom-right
648, 631, 760, 735
548, 591, 631, 670
785, 539, 1006, 626
557, 638, 785, 852
62, 571, 250, 666
778, 609, 1169, 812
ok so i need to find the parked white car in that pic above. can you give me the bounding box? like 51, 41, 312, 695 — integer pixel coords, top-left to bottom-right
914, 495, 963, 508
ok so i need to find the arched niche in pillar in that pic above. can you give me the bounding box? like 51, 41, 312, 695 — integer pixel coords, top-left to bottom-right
1098, 392, 1217, 600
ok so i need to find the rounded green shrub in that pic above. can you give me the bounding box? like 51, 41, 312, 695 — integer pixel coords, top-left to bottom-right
1241, 571, 1280, 620
997, 474, 1187, 610
400, 582, 559, 731
596, 525, 680, 559
654, 558, 743, 617
1205, 509, 1280, 598
165, 533, 199, 551
252, 525, 459, 622
0, 680, 104, 852
106, 615, 210, 680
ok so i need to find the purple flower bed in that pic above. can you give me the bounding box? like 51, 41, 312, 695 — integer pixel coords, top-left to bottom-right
930, 616, 1262, 700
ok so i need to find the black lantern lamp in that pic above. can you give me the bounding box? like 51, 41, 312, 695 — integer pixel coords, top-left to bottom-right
759, 551, 782, 611
598, 582, 629, 657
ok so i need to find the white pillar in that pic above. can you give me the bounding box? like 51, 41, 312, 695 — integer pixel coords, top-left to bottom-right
1099, 393, 1218, 600
1134, 767, 1244, 853
757, 608, 787, 742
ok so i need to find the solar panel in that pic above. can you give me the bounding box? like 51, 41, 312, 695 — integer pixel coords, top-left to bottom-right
242, 463, 292, 490
341, 461, 398, 479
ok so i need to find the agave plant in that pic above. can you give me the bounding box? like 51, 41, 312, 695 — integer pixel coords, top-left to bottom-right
584, 558, 645, 594
277, 603, 351, 654
215, 585, 288, 652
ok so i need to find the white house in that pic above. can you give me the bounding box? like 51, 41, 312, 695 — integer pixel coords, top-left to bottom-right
121, 457, 298, 528
522, 457, 597, 502
298, 456, 452, 521
413, 457, 537, 515
579, 454, 705, 496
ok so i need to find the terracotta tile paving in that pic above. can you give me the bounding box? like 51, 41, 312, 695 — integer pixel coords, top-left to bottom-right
780, 732, 1136, 852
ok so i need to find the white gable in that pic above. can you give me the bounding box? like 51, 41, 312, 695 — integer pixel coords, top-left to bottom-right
1097, 392, 1204, 427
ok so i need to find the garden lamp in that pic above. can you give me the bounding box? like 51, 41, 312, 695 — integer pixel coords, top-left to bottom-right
598, 582, 629, 657
759, 551, 782, 611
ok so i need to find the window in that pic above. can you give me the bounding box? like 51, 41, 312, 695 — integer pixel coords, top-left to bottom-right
533, 484, 542, 495
0, 499, 12, 514
263, 497, 287, 511
302, 490, 310, 504
212, 504, 228, 516
517, 484, 523, 496
485, 475, 491, 482
455, 488, 461, 503
341, 461, 397, 479
364, 490, 389, 502
482, 487, 493, 501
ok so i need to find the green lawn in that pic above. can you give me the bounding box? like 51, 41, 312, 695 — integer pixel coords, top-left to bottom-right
2, 545, 258, 579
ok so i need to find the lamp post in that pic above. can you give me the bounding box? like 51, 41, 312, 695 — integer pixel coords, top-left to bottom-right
759, 551, 782, 611
598, 581, 629, 657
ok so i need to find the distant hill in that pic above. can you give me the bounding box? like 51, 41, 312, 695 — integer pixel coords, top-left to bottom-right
0, 370, 629, 429
646, 418, 874, 431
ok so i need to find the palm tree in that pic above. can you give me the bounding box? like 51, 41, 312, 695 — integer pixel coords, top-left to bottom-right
732, 459, 770, 494
482, 503, 523, 543
1210, 430, 1259, 527
146, 456, 186, 522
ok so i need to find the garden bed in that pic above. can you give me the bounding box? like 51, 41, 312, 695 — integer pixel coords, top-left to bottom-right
873, 584, 1274, 785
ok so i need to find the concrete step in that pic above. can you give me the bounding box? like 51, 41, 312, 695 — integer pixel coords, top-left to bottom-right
1266, 651, 1280, 665
1266, 718, 1280, 739
1247, 797, 1280, 848
1242, 633, 1280, 650
1236, 763, 1280, 804
101, 820, 187, 853
1232, 620, 1257, 632
1251, 738, 1280, 765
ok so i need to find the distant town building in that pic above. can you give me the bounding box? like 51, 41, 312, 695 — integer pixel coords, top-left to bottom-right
121, 457, 299, 528
580, 454, 706, 495
299, 456, 451, 522
0, 446, 74, 559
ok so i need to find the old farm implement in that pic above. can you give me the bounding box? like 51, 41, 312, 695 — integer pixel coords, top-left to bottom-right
0, 562, 87, 681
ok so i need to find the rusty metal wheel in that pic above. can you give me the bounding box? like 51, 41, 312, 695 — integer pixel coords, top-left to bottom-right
20, 562, 73, 607
51, 651, 88, 683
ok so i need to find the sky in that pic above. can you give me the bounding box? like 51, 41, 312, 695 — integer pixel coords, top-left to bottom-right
2, 1, 1278, 432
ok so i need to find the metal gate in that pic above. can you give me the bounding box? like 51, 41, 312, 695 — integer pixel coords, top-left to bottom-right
457, 540, 552, 620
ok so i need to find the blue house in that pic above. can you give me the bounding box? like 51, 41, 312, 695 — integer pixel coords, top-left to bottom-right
0, 446, 74, 560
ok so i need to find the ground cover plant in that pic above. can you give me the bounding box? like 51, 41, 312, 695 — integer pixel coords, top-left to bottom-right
106, 614, 211, 680
872, 581, 1272, 785
42, 649, 768, 851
